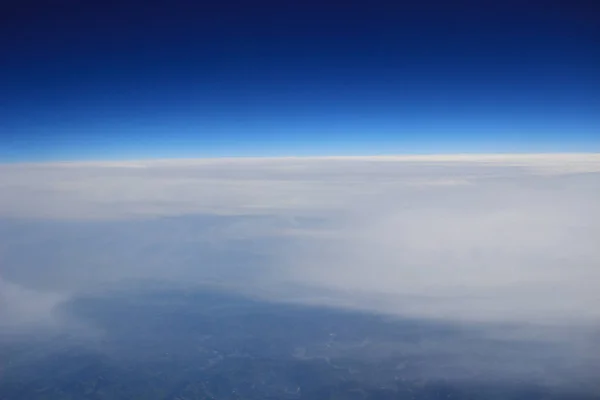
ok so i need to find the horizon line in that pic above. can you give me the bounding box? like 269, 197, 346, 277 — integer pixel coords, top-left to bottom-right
2, 152, 600, 167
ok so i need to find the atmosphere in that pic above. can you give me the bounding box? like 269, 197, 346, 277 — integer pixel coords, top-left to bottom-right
1, 3, 600, 399
2, 0, 599, 161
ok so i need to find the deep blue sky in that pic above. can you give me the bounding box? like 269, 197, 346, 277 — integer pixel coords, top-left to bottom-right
1, 0, 599, 161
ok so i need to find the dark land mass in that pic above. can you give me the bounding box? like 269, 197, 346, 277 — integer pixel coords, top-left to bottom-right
1, 286, 598, 400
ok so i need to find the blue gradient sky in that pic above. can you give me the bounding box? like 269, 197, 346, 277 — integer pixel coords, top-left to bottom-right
2, 0, 599, 161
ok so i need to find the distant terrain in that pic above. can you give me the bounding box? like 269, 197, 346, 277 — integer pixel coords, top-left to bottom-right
1, 286, 598, 400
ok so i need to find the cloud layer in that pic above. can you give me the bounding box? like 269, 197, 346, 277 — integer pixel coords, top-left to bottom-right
1, 154, 599, 329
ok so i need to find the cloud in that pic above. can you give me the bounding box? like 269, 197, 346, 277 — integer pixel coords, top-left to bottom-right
0, 275, 65, 330
0, 154, 599, 329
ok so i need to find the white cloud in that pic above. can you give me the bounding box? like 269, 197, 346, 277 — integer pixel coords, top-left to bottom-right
0, 275, 66, 329
0, 153, 599, 329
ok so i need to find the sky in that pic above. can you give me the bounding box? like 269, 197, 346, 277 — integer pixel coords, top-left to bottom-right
2, 3, 600, 393
2, 0, 599, 161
